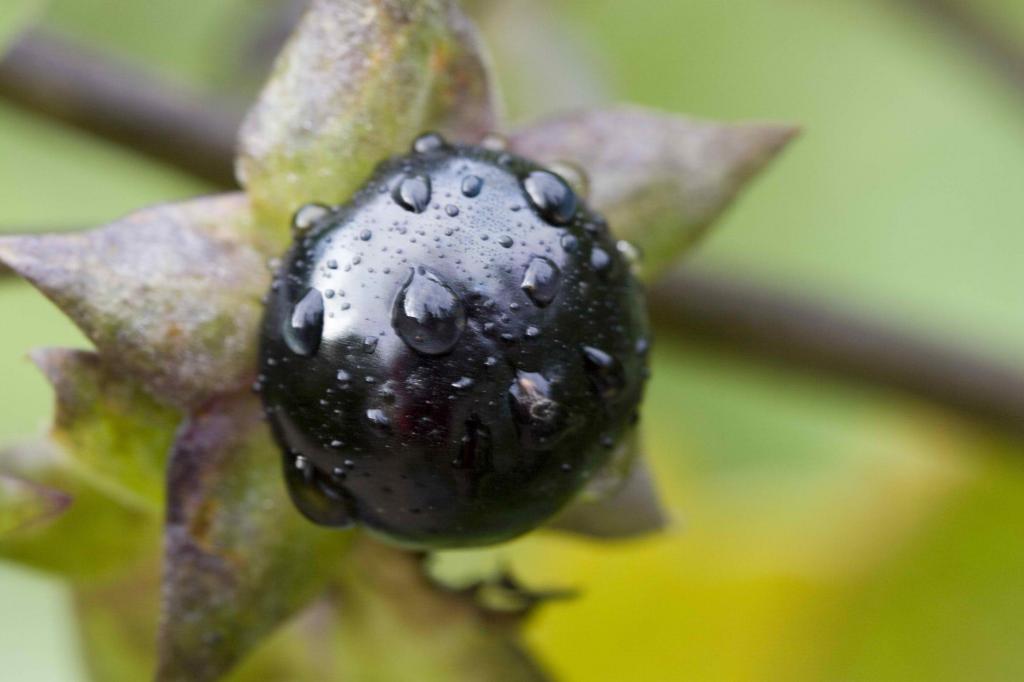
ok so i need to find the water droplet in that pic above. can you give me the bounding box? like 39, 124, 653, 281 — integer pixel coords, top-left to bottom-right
498, 235, 514, 248
363, 336, 379, 354
635, 337, 650, 356
525, 325, 541, 338
480, 133, 507, 151
523, 170, 577, 225
581, 346, 626, 399
484, 356, 498, 367
590, 246, 611, 274
393, 174, 431, 213
327, 259, 338, 269
616, 239, 642, 266
508, 371, 575, 448
359, 228, 373, 241
560, 234, 579, 252
283, 288, 324, 356
461, 175, 483, 198
392, 268, 466, 355
292, 203, 330, 234
548, 160, 590, 199
366, 408, 390, 428
285, 456, 353, 528
412, 131, 445, 153
445, 204, 460, 217
520, 256, 561, 307
451, 376, 474, 390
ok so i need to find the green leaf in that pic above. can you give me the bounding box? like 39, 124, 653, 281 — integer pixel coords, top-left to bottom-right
510, 105, 798, 280
0, 440, 158, 579
332, 537, 549, 682
237, 0, 500, 236
158, 393, 352, 682
32, 348, 179, 510
0, 193, 269, 409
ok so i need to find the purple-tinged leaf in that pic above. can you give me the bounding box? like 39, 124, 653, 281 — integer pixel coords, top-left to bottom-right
0, 472, 70, 537
549, 456, 667, 540
0, 194, 269, 409
32, 348, 179, 509
237, 0, 500, 235
510, 105, 799, 280
332, 536, 549, 681
548, 432, 667, 539
158, 393, 351, 682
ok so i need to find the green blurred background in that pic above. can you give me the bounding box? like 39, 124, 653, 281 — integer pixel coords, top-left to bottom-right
2, 0, 1024, 679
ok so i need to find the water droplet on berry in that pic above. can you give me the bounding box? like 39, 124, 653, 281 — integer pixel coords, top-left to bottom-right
366, 408, 390, 428
581, 346, 626, 399
590, 246, 611, 274
412, 132, 445, 154
283, 288, 324, 356
480, 133, 507, 151
359, 228, 373, 241
392, 268, 466, 355
508, 371, 575, 448
498, 235, 513, 248
522, 170, 577, 225
520, 256, 561, 307
292, 203, 330, 235
393, 174, 432, 213
461, 175, 483, 198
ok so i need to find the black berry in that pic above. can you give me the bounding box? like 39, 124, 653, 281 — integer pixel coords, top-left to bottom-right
258, 133, 650, 549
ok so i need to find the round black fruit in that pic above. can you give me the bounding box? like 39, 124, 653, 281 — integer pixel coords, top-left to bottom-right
257, 133, 650, 549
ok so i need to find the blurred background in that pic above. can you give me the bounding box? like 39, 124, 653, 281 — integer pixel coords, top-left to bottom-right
2, 0, 1024, 680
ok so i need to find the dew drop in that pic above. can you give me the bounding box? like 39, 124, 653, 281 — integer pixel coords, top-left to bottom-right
363, 336, 379, 354
461, 175, 483, 198
412, 131, 445, 153
523, 170, 577, 225
507, 371, 575, 448
480, 133, 508, 151
284, 456, 354, 528
560, 233, 579, 252
393, 174, 432, 213
283, 288, 324, 356
445, 204, 460, 217
520, 256, 561, 307
292, 203, 330, 235
548, 160, 590, 200
498, 235, 514, 248
359, 228, 373, 241
366, 408, 390, 428
590, 246, 611, 274
452, 376, 475, 390
392, 268, 466, 355
581, 346, 626, 399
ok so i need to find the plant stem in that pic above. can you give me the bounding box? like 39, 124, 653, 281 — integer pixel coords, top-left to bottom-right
3, 29, 1024, 436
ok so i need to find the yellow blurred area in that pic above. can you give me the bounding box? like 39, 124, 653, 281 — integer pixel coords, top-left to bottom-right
436, 345, 1024, 681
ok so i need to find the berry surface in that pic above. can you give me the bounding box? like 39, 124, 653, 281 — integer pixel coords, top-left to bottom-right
258, 134, 650, 548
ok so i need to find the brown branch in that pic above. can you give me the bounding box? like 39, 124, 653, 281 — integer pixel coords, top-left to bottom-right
902, 0, 1024, 96
0, 30, 244, 187
650, 271, 1024, 434
3, 29, 1024, 436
